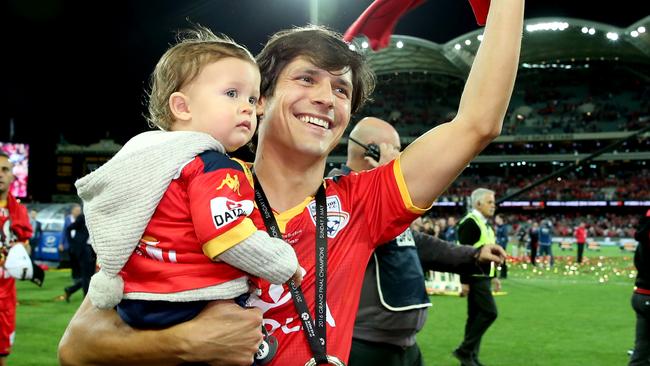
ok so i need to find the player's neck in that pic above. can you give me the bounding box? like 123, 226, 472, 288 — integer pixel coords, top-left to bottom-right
254, 150, 326, 213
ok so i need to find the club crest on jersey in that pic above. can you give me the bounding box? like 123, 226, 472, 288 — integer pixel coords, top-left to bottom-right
307, 195, 349, 238
217, 173, 241, 196
210, 197, 254, 229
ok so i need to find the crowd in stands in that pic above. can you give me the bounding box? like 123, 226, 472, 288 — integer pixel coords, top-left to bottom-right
354, 63, 649, 138
439, 170, 650, 201
418, 212, 642, 241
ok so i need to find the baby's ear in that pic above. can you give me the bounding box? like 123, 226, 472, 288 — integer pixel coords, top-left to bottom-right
169, 92, 191, 121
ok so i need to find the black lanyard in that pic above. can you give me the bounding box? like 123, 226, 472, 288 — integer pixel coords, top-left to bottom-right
252, 174, 329, 365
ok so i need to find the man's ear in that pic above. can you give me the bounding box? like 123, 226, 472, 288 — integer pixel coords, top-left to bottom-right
169, 92, 191, 121
256, 97, 266, 121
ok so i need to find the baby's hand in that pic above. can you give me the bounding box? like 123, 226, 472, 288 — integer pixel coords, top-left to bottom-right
290, 267, 303, 287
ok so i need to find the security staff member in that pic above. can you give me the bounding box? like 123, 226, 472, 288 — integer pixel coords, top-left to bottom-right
453, 188, 501, 366
332, 118, 505, 366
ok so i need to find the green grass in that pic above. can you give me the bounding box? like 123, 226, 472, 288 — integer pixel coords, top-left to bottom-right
9, 246, 639, 365
418, 246, 637, 366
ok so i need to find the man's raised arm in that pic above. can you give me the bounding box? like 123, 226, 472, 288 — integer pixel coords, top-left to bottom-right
400, 0, 525, 208
58, 297, 263, 366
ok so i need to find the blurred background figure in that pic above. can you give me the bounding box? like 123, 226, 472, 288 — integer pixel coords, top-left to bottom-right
538, 220, 555, 267
60, 204, 83, 302
629, 210, 649, 366
575, 222, 588, 264
495, 214, 509, 279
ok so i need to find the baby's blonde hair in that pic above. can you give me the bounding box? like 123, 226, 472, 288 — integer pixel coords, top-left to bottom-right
146, 25, 256, 130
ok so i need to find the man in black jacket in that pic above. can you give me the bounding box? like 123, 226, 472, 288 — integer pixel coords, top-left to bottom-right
329, 117, 506, 366
629, 209, 650, 366
454, 188, 501, 366
63, 213, 96, 301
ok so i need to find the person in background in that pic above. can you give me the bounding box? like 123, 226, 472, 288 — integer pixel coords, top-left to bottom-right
495, 214, 508, 279
0, 153, 33, 365
445, 216, 458, 243
29, 210, 42, 247
329, 117, 505, 366
628, 209, 650, 366
538, 220, 554, 267
61, 203, 82, 295
528, 221, 539, 266
62, 213, 96, 300
454, 188, 501, 366
575, 222, 587, 264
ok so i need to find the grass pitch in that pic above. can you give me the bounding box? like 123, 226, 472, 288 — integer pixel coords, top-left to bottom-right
10, 246, 637, 365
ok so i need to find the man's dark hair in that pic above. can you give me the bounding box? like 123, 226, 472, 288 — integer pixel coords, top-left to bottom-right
256, 25, 375, 113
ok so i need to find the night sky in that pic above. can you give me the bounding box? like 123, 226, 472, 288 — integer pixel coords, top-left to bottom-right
3, 0, 648, 200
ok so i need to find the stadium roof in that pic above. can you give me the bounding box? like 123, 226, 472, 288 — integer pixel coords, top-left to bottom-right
357, 16, 650, 78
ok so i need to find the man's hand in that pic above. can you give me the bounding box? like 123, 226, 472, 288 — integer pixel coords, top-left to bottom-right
460, 284, 470, 297
492, 278, 502, 293
477, 244, 506, 265
290, 266, 303, 287
364, 142, 400, 168
59, 298, 264, 366
176, 300, 264, 365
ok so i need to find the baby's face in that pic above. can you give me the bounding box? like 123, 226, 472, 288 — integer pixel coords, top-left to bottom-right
182, 57, 260, 151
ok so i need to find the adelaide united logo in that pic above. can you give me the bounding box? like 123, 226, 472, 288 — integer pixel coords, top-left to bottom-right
307, 195, 349, 238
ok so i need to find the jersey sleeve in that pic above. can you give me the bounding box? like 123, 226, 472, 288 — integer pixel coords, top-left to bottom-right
185, 151, 258, 259
343, 155, 431, 246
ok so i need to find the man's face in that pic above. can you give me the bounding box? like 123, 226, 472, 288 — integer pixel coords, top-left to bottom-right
477, 193, 496, 218
0, 157, 14, 196
258, 57, 353, 159
71, 206, 81, 218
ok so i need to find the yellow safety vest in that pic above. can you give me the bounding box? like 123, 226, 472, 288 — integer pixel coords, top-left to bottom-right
459, 212, 496, 277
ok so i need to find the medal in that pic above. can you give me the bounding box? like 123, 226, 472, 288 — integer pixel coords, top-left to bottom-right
254, 332, 278, 365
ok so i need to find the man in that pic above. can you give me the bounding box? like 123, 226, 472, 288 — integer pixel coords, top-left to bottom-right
538, 220, 554, 267
29, 209, 42, 246
0, 153, 33, 365
454, 188, 501, 366
63, 213, 95, 300
59, 2, 524, 364
330, 117, 505, 366
575, 222, 587, 264
60, 203, 82, 294
528, 221, 539, 265
445, 216, 458, 243
494, 214, 508, 279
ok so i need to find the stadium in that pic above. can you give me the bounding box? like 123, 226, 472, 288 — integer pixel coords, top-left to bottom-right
4, 1, 650, 365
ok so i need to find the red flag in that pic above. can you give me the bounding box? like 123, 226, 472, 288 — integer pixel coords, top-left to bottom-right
344, 0, 491, 51
343, 0, 425, 51
468, 0, 491, 26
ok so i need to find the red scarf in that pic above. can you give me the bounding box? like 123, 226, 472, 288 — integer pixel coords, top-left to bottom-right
343, 0, 491, 51
6, 193, 32, 242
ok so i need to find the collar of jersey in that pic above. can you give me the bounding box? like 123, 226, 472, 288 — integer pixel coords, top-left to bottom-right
271, 181, 327, 234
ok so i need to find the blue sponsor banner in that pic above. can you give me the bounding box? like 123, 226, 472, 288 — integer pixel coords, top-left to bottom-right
33, 231, 63, 261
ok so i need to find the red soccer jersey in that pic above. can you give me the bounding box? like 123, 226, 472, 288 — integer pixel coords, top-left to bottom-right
0, 202, 16, 356
121, 151, 261, 295
248, 158, 426, 365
